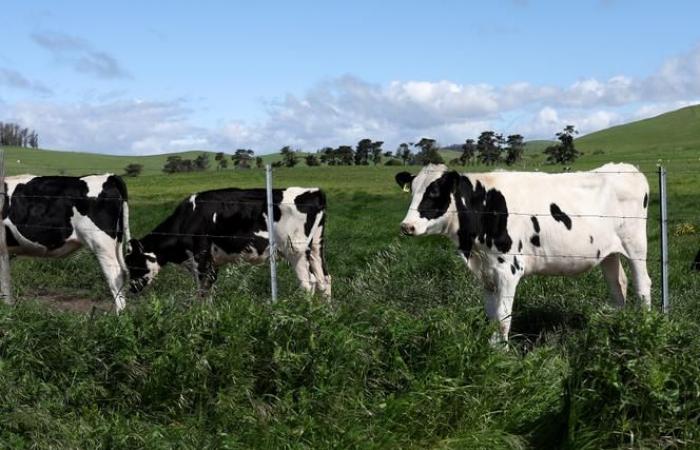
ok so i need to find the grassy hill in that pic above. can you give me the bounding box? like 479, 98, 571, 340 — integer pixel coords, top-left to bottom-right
1, 147, 285, 176
577, 104, 700, 160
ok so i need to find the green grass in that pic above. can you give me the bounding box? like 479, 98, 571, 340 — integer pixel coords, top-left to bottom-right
1, 106, 700, 448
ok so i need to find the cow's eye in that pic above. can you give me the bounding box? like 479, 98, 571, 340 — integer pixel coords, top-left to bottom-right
428, 187, 441, 199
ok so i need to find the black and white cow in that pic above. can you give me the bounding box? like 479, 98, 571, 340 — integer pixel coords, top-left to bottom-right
693, 249, 700, 271
396, 163, 651, 341
3, 174, 130, 311
126, 187, 331, 297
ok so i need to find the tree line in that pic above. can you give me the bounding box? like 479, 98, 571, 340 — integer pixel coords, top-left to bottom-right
121, 125, 581, 176
0, 122, 39, 148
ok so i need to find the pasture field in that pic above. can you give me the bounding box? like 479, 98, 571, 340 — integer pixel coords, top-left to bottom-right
1, 144, 700, 448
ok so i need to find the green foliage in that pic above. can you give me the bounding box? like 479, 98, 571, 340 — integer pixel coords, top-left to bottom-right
279, 146, 298, 168
413, 138, 444, 165
123, 163, 143, 177
544, 125, 580, 165
477, 131, 504, 165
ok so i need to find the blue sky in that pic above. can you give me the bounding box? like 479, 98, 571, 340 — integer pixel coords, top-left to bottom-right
2, 0, 700, 154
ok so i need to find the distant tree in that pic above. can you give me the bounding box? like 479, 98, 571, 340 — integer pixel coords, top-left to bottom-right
413, 138, 444, 165
124, 163, 143, 177
371, 141, 384, 165
194, 153, 209, 171
280, 146, 298, 167
319, 147, 335, 165
0, 122, 39, 148
477, 131, 503, 165
355, 138, 372, 165
215, 152, 227, 170
544, 125, 580, 164
505, 134, 525, 166
396, 143, 412, 165
305, 154, 320, 166
163, 156, 190, 173
336, 145, 355, 166
459, 139, 476, 166
383, 151, 393, 158
255, 156, 264, 169
232, 149, 254, 169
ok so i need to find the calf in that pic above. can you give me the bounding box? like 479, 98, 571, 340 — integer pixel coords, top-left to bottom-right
3, 174, 130, 311
396, 163, 651, 341
126, 187, 331, 297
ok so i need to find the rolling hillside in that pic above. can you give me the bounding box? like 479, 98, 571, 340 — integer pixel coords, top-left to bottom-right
576, 104, 700, 158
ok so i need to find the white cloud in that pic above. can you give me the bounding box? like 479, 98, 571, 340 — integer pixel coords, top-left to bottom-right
3, 43, 700, 154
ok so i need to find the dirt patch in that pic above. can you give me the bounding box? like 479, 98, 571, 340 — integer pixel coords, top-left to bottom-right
20, 289, 114, 314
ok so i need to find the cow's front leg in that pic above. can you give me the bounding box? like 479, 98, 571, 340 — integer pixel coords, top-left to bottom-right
289, 251, 314, 294
484, 273, 520, 343
195, 253, 217, 295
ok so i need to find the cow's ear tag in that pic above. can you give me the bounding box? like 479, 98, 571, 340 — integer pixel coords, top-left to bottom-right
402, 183, 411, 193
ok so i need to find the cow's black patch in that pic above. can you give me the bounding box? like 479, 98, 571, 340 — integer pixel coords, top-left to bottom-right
589, 235, 594, 244
451, 173, 513, 258
530, 235, 540, 247
511, 264, 516, 275
294, 190, 326, 237
597, 249, 601, 259
692, 249, 700, 271
518, 240, 523, 252
531, 216, 540, 233
5, 175, 127, 249
513, 256, 520, 271
497, 257, 505, 263
550, 203, 572, 230
643, 193, 648, 209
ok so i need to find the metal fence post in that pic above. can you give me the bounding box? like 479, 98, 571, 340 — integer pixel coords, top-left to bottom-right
658, 166, 669, 314
0, 146, 12, 305
265, 164, 278, 303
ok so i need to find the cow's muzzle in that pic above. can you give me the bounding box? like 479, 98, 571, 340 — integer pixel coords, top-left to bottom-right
400, 222, 416, 236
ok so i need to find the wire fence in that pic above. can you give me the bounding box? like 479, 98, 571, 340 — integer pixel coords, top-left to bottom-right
1, 156, 698, 316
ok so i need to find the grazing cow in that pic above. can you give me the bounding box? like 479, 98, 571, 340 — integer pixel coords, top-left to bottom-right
693, 249, 700, 271
395, 163, 651, 341
3, 174, 130, 311
126, 187, 331, 297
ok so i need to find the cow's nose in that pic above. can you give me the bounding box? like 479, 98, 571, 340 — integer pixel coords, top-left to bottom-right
401, 222, 416, 236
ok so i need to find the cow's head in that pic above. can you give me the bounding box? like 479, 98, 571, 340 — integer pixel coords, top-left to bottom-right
125, 239, 161, 293
395, 164, 460, 236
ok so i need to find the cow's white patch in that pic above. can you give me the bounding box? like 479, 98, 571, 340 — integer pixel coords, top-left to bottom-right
81, 174, 112, 197
212, 212, 217, 223
189, 194, 197, 210
254, 230, 269, 238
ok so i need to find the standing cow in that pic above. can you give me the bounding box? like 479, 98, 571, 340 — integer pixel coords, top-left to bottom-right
3, 174, 130, 311
395, 163, 651, 341
126, 187, 331, 297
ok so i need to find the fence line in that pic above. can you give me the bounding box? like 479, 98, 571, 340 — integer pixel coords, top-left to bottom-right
1, 163, 696, 313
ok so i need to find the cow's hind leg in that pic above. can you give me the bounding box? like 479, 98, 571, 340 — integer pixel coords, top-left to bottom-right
600, 253, 628, 308
289, 251, 314, 294
625, 255, 652, 310
619, 236, 652, 309
307, 216, 331, 298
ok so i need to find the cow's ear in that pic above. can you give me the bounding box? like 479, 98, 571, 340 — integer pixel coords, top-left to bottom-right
395, 172, 415, 192
128, 239, 143, 254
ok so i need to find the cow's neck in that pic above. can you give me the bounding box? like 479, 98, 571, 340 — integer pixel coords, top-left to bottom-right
449, 174, 512, 259
140, 230, 188, 267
